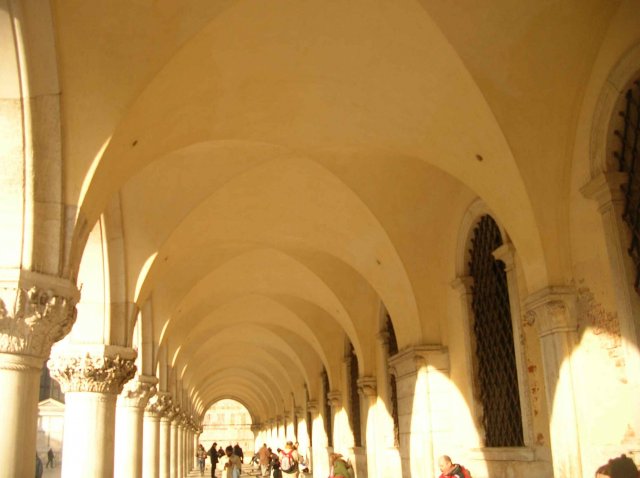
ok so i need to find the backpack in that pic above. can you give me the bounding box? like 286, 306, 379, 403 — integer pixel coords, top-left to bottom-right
280, 450, 297, 473
459, 465, 472, 478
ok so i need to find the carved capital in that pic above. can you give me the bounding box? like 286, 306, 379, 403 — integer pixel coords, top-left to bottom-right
48, 350, 137, 394
357, 376, 377, 398
146, 392, 172, 417
524, 287, 577, 337
327, 390, 342, 409
307, 400, 319, 415
119, 374, 157, 408
294, 406, 303, 416
0, 272, 79, 359
168, 405, 181, 423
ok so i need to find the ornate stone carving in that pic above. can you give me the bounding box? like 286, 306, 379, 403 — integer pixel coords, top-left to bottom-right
48, 353, 137, 394
119, 375, 157, 408
357, 376, 377, 398
306, 400, 319, 415
523, 287, 577, 337
327, 390, 342, 409
0, 284, 78, 358
146, 392, 172, 416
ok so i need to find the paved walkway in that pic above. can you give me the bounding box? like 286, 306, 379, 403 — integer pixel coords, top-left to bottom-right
41, 464, 310, 477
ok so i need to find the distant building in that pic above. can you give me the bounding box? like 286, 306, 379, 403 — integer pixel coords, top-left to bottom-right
200, 400, 254, 454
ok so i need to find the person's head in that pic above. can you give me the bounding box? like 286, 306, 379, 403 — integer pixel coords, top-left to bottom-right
225, 446, 233, 456
213, 442, 217, 448
438, 455, 454, 473
285, 441, 294, 449
330, 453, 343, 464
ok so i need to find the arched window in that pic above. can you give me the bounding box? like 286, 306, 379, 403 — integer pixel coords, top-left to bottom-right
385, 314, 400, 447
347, 342, 362, 446
614, 78, 640, 292
321, 368, 333, 447
469, 215, 524, 447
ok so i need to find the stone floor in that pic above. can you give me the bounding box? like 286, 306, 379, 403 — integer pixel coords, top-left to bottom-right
41, 464, 311, 477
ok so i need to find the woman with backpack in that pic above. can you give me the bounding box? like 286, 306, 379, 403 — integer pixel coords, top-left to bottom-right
279, 442, 299, 477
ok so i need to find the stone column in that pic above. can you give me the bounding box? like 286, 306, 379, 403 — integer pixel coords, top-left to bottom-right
177, 415, 185, 477
159, 403, 176, 478
170, 408, 181, 478
582, 172, 640, 381
389, 346, 450, 478
0, 274, 78, 478
357, 377, 377, 478
115, 375, 157, 478
308, 400, 329, 478
49, 345, 137, 478
524, 287, 583, 478
143, 393, 171, 478
327, 391, 343, 450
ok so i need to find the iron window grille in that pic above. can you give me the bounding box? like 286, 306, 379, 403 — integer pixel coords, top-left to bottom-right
615, 79, 640, 292
469, 215, 524, 447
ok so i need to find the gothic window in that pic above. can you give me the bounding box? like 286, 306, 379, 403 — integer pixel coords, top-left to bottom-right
321, 368, 333, 447
385, 314, 400, 447
469, 215, 524, 447
614, 79, 640, 292
348, 342, 362, 447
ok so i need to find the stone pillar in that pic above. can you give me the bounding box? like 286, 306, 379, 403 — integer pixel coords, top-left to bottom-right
0, 274, 78, 478
308, 400, 330, 478
115, 375, 157, 478
49, 346, 137, 478
177, 415, 185, 477
375, 332, 402, 476
170, 408, 181, 478
143, 393, 171, 478
159, 403, 175, 478
582, 172, 640, 381
357, 377, 377, 478
524, 287, 583, 478
327, 391, 343, 450
389, 346, 450, 478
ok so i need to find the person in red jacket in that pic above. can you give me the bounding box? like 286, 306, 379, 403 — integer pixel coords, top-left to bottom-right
438, 455, 471, 478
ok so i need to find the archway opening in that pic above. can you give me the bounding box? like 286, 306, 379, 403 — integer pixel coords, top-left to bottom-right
200, 399, 254, 461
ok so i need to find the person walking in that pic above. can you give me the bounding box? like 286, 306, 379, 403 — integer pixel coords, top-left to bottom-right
438, 455, 472, 478
197, 444, 208, 476
279, 441, 299, 478
224, 445, 242, 478
208, 442, 219, 478
258, 443, 270, 478
46, 448, 55, 468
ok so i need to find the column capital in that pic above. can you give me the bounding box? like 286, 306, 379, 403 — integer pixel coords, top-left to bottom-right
118, 374, 157, 408
294, 406, 303, 416
250, 424, 261, 433
306, 400, 319, 414
146, 391, 172, 417
523, 286, 577, 337
0, 270, 79, 359
327, 390, 342, 409
450, 275, 473, 294
356, 376, 377, 398
388, 345, 449, 378
47, 346, 137, 394
581, 171, 627, 207
168, 405, 181, 423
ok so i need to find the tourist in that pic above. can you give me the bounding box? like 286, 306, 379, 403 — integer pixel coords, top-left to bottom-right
279, 441, 299, 478
224, 445, 242, 478
197, 444, 207, 476
438, 455, 471, 478
258, 443, 271, 477
46, 448, 55, 468
329, 453, 353, 478
208, 442, 219, 478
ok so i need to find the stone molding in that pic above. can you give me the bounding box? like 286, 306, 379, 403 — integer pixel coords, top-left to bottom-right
327, 390, 342, 409
0, 272, 79, 359
146, 392, 172, 417
523, 286, 577, 338
306, 400, 319, 415
118, 374, 157, 408
356, 376, 377, 398
388, 345, 449, 379
581, 171, 627, 209
48, 351, 137, 394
